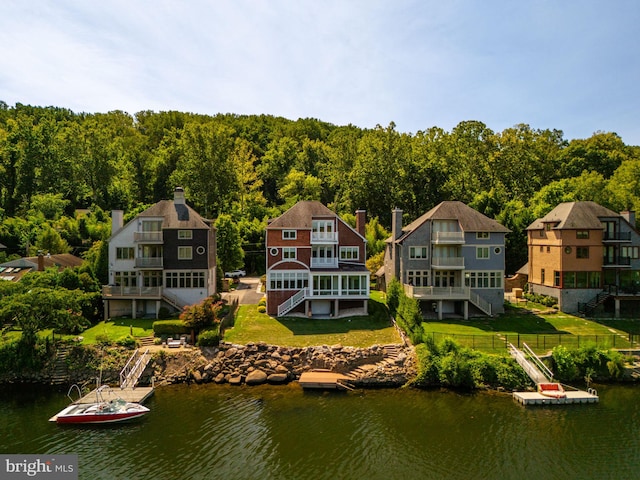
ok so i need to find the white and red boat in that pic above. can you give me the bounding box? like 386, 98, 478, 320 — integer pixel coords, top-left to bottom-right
53, 385, 150, 424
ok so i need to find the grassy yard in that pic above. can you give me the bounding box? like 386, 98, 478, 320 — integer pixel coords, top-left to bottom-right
77, 318, 156, 344
223, 303, 401, 348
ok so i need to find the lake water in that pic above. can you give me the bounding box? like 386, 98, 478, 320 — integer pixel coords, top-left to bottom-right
1, 382, 639, 479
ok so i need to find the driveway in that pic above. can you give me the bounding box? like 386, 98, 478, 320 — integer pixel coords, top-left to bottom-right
222, 276, 264, 305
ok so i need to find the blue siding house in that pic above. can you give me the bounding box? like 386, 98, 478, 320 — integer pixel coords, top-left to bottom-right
383, 201, 510, 319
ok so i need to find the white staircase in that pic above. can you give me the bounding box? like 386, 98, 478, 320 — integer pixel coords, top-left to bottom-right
120, 348, 152, 389
277, 289, 309, 317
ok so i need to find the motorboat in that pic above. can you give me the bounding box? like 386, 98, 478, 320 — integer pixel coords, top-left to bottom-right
53, 385, 150, 424
537, 382, 566, 399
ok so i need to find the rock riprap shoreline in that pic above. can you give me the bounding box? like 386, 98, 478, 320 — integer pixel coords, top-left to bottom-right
153, 342, 417, 388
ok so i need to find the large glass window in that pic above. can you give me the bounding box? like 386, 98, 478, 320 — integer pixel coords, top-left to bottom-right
466, 271, 502, 289
178, 246, 192, 260
409, 246, 428, 259
576, 247, 589, 259
116, 247, 134, 260
283, 247, 296, 259
114, 271, 137, 287
268, 272, 309, 290
165, 271, 205, 288
407, 270, 429, 287
340, 246, 359, 260
476, 247, 489, 259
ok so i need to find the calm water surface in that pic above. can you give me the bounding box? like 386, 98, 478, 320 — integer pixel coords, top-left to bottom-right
1, 383, 639, 479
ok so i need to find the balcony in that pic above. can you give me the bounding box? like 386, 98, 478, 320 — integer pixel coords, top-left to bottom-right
431, 231, 465, 244
603, 231, 632, 242
431, 257, 465, 269
311, 231, 338, 244
135, 257, 163, 268
134, 231, 163, 243
603, 256, 631, 267
404, 284, 470, 300
102, 285, 162, 298
311, 258, 339, 269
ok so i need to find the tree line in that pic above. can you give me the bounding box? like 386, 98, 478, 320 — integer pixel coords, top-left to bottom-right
1, 101, 639, 273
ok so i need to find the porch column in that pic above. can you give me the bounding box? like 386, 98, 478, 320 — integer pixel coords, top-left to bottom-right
103, 300, 109, 321
334, 299, 339, 317
615, 298, 621, 318
132, 299, 137, 319
438, 300, 443, 321
464, 300, 469, 320
156, 300, 161, 319
363, 299, 368, 314
305, 300, 311, 317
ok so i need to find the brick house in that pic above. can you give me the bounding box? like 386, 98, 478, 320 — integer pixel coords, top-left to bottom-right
527, 201, 640, 316
265, 201, 370, 318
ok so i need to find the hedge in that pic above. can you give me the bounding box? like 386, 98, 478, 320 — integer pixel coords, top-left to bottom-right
152, 320, 189, 336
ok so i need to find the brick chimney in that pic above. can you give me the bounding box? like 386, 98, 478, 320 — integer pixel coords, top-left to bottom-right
355, 209, 366, 237
392, 208, 403, 240
174, 187, 186, 205
621, 210, 636, 228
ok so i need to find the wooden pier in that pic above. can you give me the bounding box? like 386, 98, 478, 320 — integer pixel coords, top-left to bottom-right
298, 370, 354, 390
513, 389, 599, 406
75, 385, 155, 405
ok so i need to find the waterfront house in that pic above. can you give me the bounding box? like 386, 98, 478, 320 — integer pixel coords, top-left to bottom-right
526, 201, 640, 316
102, 187, 217, 319
384, 201, 510, 319
265, 201, 370, 318
0, 253, 83, 283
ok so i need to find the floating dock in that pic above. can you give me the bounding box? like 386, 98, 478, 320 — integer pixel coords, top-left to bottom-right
75, 386, 155, 405
298, 370, 354, 390
513, 389, 599, 406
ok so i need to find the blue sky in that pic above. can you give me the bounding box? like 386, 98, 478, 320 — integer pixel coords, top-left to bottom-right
1, 0, 639, 144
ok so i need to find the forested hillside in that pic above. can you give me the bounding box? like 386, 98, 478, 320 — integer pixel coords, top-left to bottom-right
1, 101, 639, 274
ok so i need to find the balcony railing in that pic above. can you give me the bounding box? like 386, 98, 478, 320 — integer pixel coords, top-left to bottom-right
431, 257, 465, 269
603, 231, 631, 242
311, 258, 339, 269
311, 232, 338, 243
135, 257, 163, 268
603, 256, 631, 267
431, 231, 465, 244
404, 284, 470, 299
134, 231, 163, 242
102, 285, 162, 298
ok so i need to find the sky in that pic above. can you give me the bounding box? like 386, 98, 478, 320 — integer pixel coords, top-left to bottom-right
1, 0, 639, 144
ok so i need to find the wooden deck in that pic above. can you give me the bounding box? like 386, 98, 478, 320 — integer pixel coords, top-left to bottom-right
75, 385, 155, 405
298, 370, 353, 390
513, 389, 599, 406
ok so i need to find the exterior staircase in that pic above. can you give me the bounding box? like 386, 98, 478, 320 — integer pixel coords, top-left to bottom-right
345, 345, 403, 381
51, 344, 71, 385
469, 292, 492, 316
578, 291, 612, 316
120, 348, 152, 389
162, 292, 187, 311
277, 289, 308, 317
138, 336, 156, 347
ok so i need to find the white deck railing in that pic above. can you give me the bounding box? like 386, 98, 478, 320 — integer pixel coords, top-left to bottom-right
431, 231, 465, 243
278, 288, 309, 316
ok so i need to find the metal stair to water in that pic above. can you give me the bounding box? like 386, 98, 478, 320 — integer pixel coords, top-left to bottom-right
51, 344, 71, 385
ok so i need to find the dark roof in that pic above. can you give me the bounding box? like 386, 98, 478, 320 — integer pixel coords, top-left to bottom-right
527, 201, 621, 230
0, 254, 83, 282
0, 243, 6, 250
138, 200, 211, 229
268, 201, 340, 229
391, 201, 510, 242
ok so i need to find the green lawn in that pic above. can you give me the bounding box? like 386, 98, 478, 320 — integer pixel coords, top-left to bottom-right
223, 303, 401, 348
78, 318, 156, 344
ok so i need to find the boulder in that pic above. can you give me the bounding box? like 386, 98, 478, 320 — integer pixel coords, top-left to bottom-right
229, 375, 243, 385
267, 373, 289, 384
214, 373, 226, 384
246, 369, 268, 385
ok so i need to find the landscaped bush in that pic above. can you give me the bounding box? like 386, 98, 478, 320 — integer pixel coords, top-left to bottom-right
116, 335, 137, 349
524, 292, 557, 307
413, 337, 530, 391
153, 320, 189, 336
257, 305, 266, 314
551, 344, 628, 382
258, 297, 267, 307
197, 328, 220, 347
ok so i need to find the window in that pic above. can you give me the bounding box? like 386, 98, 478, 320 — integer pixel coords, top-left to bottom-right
114, 271, 137, 287
178, 246, 192, 260
268, 271, 309, 290
577, 231, 589, 239
562, 271, 600, 289
282, 230, 297, 240
143, 271, 162, 287
541, 269, 546, 284
142, 220, 162, 232
621, 246, 639, 259
339, 246, 359, 260
409, 246, 428, 259
283, 247, 296, 259
465, 271, 502, 289
476, 232, 489, 239
545, 224, 552, 231
116, 247, 134, 260
540, 246, 544, 252
554, 271, 561, 286
178, 230, 192, 239
165, 271, 205, 288
576, 247, 589, 259
476, 247, 489, 259
341, 275, 368, 295
546, 246, 550, 253
407, 270, 429, 287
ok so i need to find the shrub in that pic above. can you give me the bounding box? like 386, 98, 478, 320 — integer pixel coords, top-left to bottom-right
158, 307, 172, 319
116, 335, 137, 349
153, 320, 189, 336
197, 328, 220, 347
386, 277, 403, 317
258, 297, 267, 307
257, 305, 266, 314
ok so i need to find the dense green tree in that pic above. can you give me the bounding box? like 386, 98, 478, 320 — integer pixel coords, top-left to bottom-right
215, 214, 244, 274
